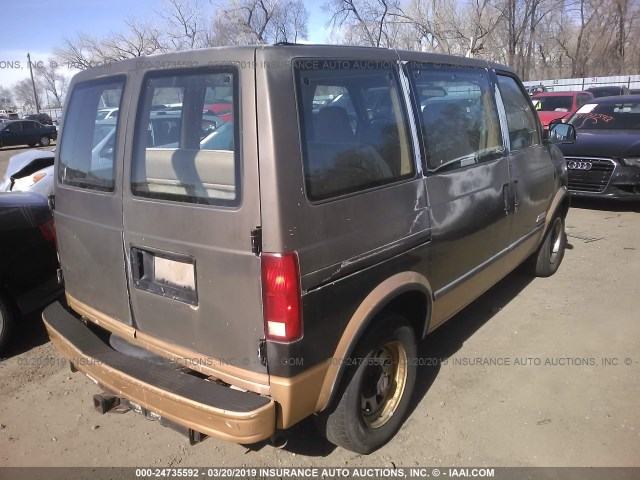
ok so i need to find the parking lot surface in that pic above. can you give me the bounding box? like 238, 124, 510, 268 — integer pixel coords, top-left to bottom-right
0, 147, 639, 467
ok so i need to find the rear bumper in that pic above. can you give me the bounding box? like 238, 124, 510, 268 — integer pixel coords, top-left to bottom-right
43, 301, 276, 444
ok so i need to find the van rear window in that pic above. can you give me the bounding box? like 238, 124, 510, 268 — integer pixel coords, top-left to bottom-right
295, 61, 415, 201
131, 69, 239, 206
58, 77, 125, 192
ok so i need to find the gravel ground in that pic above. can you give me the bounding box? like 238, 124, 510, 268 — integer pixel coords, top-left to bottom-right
1, 147, 639, 468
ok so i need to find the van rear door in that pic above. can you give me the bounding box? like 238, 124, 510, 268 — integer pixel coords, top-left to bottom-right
56, 75, 132, 326
122, 53, 266, 373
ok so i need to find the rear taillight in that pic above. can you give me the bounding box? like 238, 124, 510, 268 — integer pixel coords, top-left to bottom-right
261, 252, 302, 342
39, 218, 56, 244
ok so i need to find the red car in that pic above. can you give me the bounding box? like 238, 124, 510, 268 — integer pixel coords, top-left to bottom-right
203, 100, 233, 122
532, 91, 594, 128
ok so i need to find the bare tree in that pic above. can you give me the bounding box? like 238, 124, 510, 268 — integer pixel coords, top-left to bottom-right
56, 17, 166, 69
50, 0, 640, 80
155, 0, 210, 50
209, 0, 309, 45
12, 79, 43, 110
325, 0, 399, 47
36, 59, 68, 108
0, 86, 13, 109
56, 0, 309, 68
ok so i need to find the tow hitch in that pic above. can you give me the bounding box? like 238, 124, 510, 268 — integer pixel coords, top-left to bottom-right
91, 391, 207, 445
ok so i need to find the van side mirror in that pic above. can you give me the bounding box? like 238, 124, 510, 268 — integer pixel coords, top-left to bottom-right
546, 122, 576, 144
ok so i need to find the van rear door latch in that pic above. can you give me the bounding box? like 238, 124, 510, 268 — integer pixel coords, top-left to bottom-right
251, 227, 262, 255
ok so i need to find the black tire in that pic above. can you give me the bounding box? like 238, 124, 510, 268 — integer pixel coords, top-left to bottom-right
39, 136, 50, 147
528, 216, 566, 277
316, 314, 417, 454
0, 295, 15, 354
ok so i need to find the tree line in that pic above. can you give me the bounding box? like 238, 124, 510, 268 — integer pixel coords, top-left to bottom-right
1, 0, 638, 111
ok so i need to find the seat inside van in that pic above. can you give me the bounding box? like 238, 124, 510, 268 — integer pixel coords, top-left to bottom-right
304, 105, 394, 199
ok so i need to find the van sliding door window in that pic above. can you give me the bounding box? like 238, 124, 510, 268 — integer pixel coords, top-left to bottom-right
408, 64, 503, 173
58, 76, 125, 192
131, 69, 239, 206
295, 61, 415, 202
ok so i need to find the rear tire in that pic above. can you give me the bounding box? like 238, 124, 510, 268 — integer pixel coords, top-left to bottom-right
0, 295, 15, 354
39, 136, 50, 147
316, 314, 417, 454
528, 216, 566, 277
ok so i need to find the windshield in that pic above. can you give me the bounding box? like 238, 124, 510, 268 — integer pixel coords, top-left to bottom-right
590, 88, 621, 98
568, 101, 640, 130
533, 96, 573, 112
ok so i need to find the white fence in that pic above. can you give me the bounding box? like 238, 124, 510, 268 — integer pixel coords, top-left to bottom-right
523, 75, 640, 92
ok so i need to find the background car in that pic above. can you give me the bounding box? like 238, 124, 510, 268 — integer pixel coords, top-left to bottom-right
0, 192, 62, 353
559, 95, 640, 199
526, 84, 547, 95
96, 108, 119, 120
586, 85, 630, 98
532, 91, 594, 129
203, 99, 233, 122
0, 120, 57, 148
1, 150, 55, 197
25, 112, 53, 125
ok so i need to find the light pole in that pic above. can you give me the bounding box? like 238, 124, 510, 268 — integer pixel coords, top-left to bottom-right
27, 53, 41, 113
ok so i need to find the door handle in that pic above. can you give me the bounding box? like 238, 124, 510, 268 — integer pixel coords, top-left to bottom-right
502, 182, 510, 214
512, 179, 519, 212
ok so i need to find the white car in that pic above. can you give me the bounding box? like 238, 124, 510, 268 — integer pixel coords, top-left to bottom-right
96, 108, 119, 120
0, 150, 55, 198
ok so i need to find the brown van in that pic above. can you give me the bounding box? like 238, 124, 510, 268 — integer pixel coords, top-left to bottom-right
43, 44, 575, 454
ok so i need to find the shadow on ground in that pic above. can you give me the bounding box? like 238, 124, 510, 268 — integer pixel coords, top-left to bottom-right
1, 308, 51, 359
570, 197, 640, 213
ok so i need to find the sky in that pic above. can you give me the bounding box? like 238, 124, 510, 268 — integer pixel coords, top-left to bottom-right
0, 0, 331, 91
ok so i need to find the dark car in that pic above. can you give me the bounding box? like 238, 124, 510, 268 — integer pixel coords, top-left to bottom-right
0, 192, 62, 352
559, 95, 640, 198
0, 120, 57, 148
526, 84, 547, 96
26, 112, 53, 125
586, 85, 630, 98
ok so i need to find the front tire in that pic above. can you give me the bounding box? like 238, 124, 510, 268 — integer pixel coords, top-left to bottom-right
0, 295, 15, 354
317, 314, 417, 454
528, 216, 566, 277
39, 136, 50, 147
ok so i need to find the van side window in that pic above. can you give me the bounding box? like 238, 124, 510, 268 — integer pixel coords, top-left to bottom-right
497, 75, 540, 151
58, 77, 125, 192
295, 61, 414, 201
131, 69, 239, 206
408, 64, 503, 173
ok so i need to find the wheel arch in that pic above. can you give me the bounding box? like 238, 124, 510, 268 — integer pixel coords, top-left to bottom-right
542, 186, 570, 239
315, 271, 432, 412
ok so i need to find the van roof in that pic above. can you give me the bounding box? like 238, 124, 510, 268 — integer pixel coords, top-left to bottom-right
68, 44, 516, 83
